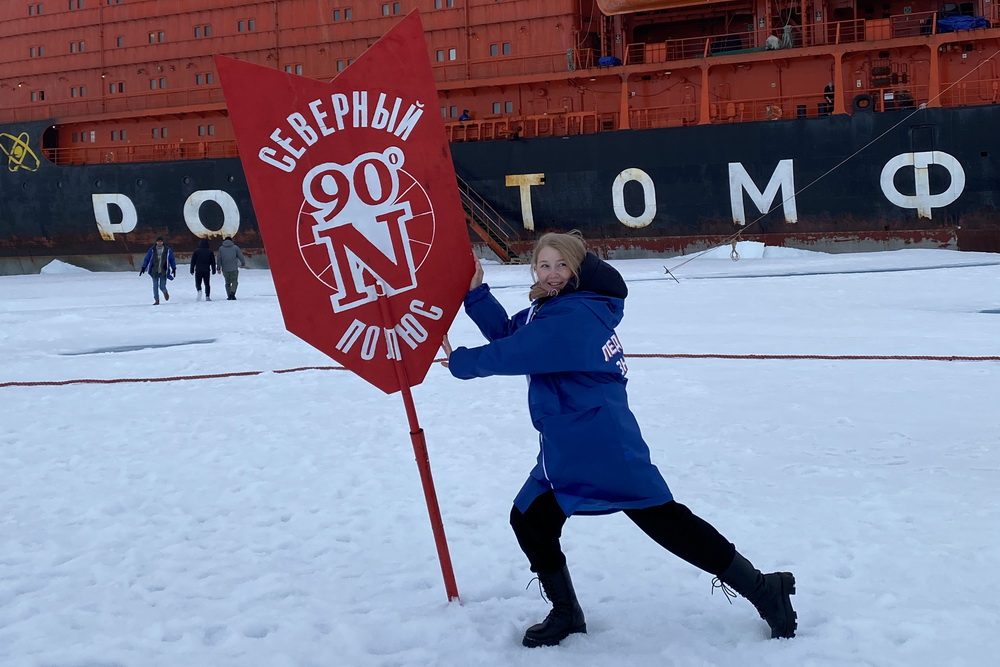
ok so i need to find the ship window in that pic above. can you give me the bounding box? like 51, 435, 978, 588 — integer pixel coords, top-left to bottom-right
153, 128, 159, 138
333, 8, 352, 21
492, 102, 500, 114
70, 41, 86, 53
436, 50, 444, 62
31, 90, 46, 102
435, 0, 456, 8
29, 4, 43, 15
116, 36, 124, 47
69, 0, 82, 9
505, 101, 513, 113
489, 42, 512, 57
450, 106, 458, 117
284, 64, 304, 75
238, 19, 256, 32
149, 78, 167, 90
195, 25, 212, 38
109, 81, 124, 93
72, 133, 78, 142
381, 4, 390, 16
440, 107, 446, 117
449, 48, 457, 60
337, 60, 346, 71
393, 2, 401, 13
148, 32, 166, 44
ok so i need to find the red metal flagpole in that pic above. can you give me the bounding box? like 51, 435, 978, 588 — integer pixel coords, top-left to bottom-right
376, 284, 460, 602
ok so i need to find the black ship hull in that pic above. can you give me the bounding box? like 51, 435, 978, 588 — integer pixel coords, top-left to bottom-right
3, 102, 999, 274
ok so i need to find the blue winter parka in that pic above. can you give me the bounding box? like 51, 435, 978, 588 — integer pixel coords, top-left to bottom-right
449, 275, 674, 516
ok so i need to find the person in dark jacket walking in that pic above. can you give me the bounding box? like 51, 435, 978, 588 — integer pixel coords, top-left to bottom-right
217, 236, 246, 300
189, 238, 217, 301
138, 236, 176, 305
444, 232, 797, 647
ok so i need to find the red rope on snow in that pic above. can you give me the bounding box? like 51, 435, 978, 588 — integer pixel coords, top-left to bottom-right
627, 353, 1000, 361
1, 354, 997, 389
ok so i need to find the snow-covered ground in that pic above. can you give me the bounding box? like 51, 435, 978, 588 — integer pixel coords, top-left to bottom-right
3, 244, 999, 666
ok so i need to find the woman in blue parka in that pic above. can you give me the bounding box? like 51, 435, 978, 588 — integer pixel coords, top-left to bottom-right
446, 232, 796, 647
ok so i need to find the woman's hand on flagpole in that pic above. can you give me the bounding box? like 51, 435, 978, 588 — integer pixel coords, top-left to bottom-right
440, 334, 453, 368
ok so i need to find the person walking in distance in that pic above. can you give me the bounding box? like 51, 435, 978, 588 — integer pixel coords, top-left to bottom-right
217, 236, 246, 300
138, 236, 176, 305
189, 238, 217, 301
442, 232, 797, 648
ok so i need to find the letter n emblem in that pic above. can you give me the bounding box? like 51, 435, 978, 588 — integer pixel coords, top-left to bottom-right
314, 203, 417, 312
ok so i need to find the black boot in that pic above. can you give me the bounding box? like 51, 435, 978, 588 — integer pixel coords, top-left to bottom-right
717, 552, 797, 639
522, 565, 587, 648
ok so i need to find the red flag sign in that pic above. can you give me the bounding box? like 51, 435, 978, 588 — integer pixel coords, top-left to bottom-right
216, 10, 472, 394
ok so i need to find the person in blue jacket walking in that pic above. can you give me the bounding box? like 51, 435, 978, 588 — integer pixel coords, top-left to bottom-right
444, 232, 796, 647
138, 236, 176, 305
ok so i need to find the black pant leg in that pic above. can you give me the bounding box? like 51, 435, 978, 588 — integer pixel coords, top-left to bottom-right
509, 490, 569, 574
624, 501, 736, 576
195, 270, 211, 296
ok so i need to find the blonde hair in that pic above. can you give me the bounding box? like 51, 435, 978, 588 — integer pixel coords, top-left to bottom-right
528, 230, 587, 301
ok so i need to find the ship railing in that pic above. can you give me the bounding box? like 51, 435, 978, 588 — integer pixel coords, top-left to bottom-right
43, 139, 239, 166
623, 11, 956, 67
629, 105, 698, 129
446, 111, 605, 142
432, 50, 578, 82
0, 86, 226, 125
699, 85, 932, 124
939, 78, 1000, 106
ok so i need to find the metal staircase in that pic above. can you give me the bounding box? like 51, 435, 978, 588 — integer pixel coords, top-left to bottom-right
456, 175, 524, 264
